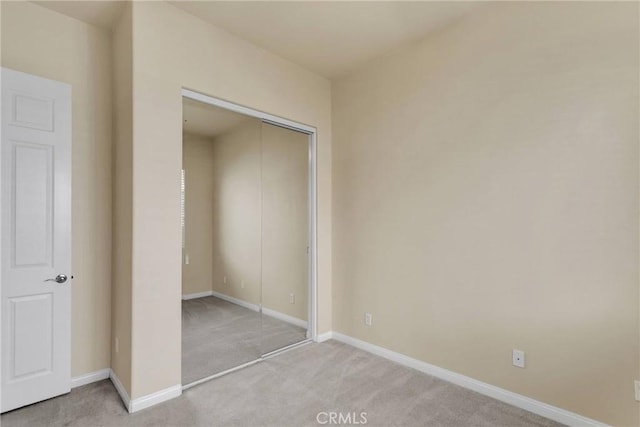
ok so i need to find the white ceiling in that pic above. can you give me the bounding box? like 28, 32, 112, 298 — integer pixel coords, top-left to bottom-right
32, 0, 126, 31
32, 1, 480, 79
183, 98, 254, 139
169, 1, 480, 78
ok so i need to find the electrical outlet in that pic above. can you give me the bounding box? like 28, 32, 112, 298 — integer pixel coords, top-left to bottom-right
364, 313, 372, 326
289, 293, 295, 304
635, 380, 640, 402
115, 337, 119, 354
223, 276, 227, 284
184, 254, 190, 265
512, 349, 525, 368
241, 280, 245, 289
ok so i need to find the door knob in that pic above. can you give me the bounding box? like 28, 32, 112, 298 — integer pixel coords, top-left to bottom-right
44, 274, 68, 284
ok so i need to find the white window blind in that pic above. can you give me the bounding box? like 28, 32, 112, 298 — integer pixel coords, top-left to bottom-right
181, 169, 186, 249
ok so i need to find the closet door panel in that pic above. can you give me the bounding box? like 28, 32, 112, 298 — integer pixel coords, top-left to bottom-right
181, 98, 263, 384
260, 122, 309, 355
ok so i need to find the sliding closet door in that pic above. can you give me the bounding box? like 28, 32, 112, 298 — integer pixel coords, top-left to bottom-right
207, 118, 263, 369
260, 122, 310, 355
181, 95, 312, 385
181, 98, 263, 384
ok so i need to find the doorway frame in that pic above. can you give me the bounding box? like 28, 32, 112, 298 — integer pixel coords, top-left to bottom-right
181, 87, 318, 344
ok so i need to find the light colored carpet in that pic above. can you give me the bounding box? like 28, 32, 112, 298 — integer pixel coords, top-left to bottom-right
1, 341, 563, 427
182, 296, 307, 384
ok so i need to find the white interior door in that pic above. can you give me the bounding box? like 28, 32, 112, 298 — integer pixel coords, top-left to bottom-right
1, 68, 72, 412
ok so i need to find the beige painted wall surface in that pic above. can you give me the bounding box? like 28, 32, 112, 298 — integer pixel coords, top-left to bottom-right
332, 2, 639, 425
130, 1, 331, 398
210, 120, 262, 305
110, 2, 133, 392
182, 133, 216, 296
261, 123, 309, 322
1, 1, 113, 378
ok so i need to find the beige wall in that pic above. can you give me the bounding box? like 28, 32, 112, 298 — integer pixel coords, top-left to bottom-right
111, 2, 133, 392
181, 133, 216, 296
130, 1, 331, 399
332, 2, 639, 426
210, 120, 262, 305
1, 1, 112, 378
261, 123, 309, 322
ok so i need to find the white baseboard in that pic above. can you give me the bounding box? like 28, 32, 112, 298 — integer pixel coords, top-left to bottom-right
182, 291, 213, 300
330, 332, 607, 427
261, 307, 308, 329
316, 331, 333, 343
211, 290, 260, 312
109, 370, 181, 413
130, 384, 182, 413
71, 368, 111, 388
109, 370, 131, 412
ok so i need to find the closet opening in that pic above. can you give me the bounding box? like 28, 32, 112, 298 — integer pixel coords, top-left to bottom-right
180, 89, 317, 388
